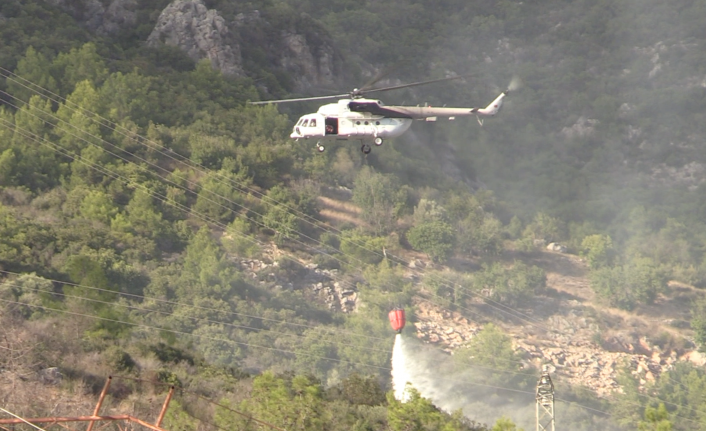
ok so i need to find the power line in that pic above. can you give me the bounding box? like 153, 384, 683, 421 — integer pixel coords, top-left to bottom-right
0, 113, 549, 354
0, 297, 392, 372
3, 294, 693, 426
0, 69, 562, 339
4, 67, 685, 424
1, 87, 691, 421
0, 268, 388, 343
111, 375, 287, 431
0, 280, 394, 356
0, 107, 386, 318
0, 407, 49, 431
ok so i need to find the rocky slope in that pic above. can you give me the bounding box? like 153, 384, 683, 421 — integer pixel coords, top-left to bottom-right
229, 234, 706, 398
411, 251, 706, 398
46, 0, 343, 93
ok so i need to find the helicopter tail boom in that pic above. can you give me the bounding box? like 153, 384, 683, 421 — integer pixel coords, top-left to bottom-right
474, 91, 507, 116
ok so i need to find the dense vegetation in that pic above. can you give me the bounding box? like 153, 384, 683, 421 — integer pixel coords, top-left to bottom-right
3, 0, 706, 429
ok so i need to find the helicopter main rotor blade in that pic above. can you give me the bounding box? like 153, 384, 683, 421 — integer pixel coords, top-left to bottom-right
248, 72, 474, 104
355, 73, 474, 97
249, 93, 349, 105
357, 61, 411, 92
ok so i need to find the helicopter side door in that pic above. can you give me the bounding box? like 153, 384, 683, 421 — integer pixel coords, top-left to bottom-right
325, 117, 338, 135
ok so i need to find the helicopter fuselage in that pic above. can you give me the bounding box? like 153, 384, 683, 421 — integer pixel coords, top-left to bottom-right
250, 73, 515, 153
290, 99, 414, 142
290, 93, 506, 143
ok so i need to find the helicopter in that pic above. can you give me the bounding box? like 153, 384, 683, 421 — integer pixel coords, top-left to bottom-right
250, 75, 518, 154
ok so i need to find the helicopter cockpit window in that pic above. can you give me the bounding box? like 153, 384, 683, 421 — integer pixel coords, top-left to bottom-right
302, 119, 309, 127
310, 119, 316, 127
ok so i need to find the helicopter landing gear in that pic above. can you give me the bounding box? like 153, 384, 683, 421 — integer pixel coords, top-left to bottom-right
361, 144, 372, 154
316, 141, 325, 152
374, 137, 384, 146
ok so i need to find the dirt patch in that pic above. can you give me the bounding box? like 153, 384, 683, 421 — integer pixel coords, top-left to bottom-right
317, 196, 366, 227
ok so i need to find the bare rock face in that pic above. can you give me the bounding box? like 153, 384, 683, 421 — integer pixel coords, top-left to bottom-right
99, 0, 138, 36
147, 0, 244, 76
278, 30, 337, 90
46, 0, 137, 36
229, 10, 342, 93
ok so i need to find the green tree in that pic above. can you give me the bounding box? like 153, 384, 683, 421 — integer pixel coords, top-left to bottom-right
262, 184, 300, 243
387, 388, 447, 431
0, 273, 55, 319
216, 372, 327, 431
651, 362, 706, 428
99, 71, 157, 126
0, 204, 56, 270
0, 148, 17, 186
177, 225, 249, 303
52, 43, 108, 94
80, 190, 118, 225
413, 199, 448, 224
590, 256, 666, 310
162, 399, 199, 431
472, 262, 545, 307
352, 166, 399, 235
336, 373, 386, 406
222, 216, 260, 258
55, 80, 103, 154
63, 254, 115, 302
454, 323, 518, 372
407, 220, 456, 263
523, 212, 564, 244
492, 417, 523, 431
457, 213, 504, 256
11, 95, 64, 191
0, 106, 14, 151
124, 189, 166, 239
192, 157, 252, 223
692, 297, 706, 352
638, 404, 672, 431
580, 234, 614, 268
339, 229, 386, 266
188, 133, 239, 169
7, 46, 58, 104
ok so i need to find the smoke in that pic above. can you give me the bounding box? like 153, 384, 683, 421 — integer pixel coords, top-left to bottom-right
390, 334, 621, 431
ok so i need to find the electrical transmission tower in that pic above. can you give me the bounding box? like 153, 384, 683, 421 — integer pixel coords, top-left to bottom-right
536, 365, 555, 431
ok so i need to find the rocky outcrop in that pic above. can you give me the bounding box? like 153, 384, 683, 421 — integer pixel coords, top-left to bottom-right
414, 304, 481, 351
412, 295, 704, 398
561, 116, 598, 139
278, 30, 337, 91
147, 0, 244, 76
146, 0, 342, 92
232, 253, 358, 313
46, 0, 137, 36
99, 0, 138, 36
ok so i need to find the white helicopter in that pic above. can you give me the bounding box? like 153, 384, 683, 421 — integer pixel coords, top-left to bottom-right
251, 75, 517, 154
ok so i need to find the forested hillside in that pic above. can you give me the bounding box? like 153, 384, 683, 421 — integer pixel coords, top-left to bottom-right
3, 0, 706, 430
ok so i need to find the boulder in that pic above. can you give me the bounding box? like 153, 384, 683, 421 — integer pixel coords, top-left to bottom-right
39, 367, 62, 385
546, 242, 567, 253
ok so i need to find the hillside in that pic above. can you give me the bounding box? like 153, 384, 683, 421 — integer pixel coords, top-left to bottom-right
3, 0, 706, 430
